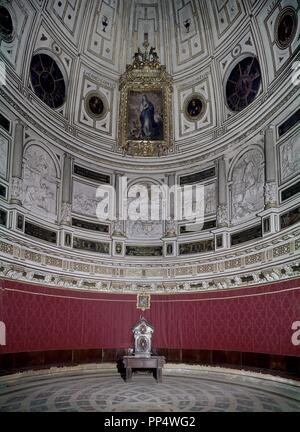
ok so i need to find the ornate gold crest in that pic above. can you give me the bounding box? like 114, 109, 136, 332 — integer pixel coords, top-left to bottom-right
118, 42, 173, 157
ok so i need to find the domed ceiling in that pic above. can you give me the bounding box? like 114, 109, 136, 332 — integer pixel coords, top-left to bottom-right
1, 0, 299, 167
0, 0, 299, 294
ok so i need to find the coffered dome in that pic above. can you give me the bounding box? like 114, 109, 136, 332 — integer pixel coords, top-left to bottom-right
0, 0, 299, 294
0, 0, 298, 167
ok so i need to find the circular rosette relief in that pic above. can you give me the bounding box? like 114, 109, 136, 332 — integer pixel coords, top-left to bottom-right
275, 7, 298, 49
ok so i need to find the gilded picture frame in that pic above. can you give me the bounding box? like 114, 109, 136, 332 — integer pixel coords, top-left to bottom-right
118, 61, 173, 157
137, 293, 151, 311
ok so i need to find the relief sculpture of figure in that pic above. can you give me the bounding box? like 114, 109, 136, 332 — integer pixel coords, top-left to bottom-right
231, 150, 264, 223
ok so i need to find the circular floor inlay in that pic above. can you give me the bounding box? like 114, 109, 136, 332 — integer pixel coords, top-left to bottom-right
0, 368, 299, 412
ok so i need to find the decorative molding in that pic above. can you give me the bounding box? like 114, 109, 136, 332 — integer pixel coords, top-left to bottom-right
0, 259, 299, 294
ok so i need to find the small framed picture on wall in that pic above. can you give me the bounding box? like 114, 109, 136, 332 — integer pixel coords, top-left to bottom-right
137, 293, 151, 311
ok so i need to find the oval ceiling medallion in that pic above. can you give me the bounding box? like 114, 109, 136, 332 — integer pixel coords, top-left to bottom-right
184, 94, 206, 121
30, 53, 66, 109
0, 6, 14, 41
275, 7, 298, 49
226, 56, 262, 112
85, 91, 108, 120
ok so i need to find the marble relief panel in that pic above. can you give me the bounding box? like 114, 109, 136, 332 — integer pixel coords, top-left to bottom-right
0, 134, 8, 180
126, 181, 164, 239
204, 182, 216, 215
23, 145, 58, 218
187, 182, 216, 217
279, 132, 300, 183
125, 245, 163, 257
72, 180, 100, 218
231, 149, 265, 224
127, 220, 163, 240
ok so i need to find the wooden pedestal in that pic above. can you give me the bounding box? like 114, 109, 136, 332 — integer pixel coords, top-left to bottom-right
122, 355, 166, 382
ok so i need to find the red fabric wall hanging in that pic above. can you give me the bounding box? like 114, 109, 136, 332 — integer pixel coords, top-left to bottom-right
0, 278, 299, 357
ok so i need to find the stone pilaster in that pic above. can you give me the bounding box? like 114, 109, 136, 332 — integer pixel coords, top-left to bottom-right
60, 153, 72, 224
10, 121, 24, 204
264, 125, 278, 208
216, 158, 228, 227
112, 172, 125, 236
167, 172, 176, 219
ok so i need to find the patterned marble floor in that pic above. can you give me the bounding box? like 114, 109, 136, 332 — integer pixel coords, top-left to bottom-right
0, 365, 299, 412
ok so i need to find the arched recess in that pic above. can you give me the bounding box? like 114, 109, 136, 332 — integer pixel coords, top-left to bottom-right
228, 145, 265, 226
22, 142, 61, 221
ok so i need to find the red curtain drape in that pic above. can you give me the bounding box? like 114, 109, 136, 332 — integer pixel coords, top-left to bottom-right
0, 278, 299, 357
